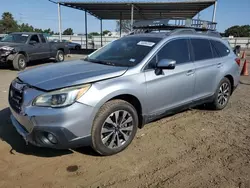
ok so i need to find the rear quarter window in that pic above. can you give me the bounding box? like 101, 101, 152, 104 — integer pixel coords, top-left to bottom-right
211, 40, 230, 57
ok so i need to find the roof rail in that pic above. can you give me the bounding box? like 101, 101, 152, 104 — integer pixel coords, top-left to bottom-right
169, 29, 222, 38
206, 30, 221, 38
170, 29, 196, 35
133, 18, 217, 31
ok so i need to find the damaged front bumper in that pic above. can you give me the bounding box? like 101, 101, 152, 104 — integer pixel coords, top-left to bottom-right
0, 51, 16, 63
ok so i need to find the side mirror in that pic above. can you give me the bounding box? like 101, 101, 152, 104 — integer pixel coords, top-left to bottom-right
157, 59, 176, 69
29, 40, 37, 45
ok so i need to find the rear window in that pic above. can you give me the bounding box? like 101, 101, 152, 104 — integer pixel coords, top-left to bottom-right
210, 41, 220, 58
211, 40, 230, 57
191, 39, 213, 61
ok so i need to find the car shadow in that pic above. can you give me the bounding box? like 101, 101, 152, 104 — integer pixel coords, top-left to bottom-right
0, 107, 73, 157
240, 81, 250, 86
73, 147, 100, 157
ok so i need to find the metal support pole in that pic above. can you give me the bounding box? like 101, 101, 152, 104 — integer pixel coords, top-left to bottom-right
120, 12, 122, 37
85, 11, 88, 49
131, 4, 134, 32
100, 19, 103, 47
57, 3, 62, 41
212, 0, 218, 22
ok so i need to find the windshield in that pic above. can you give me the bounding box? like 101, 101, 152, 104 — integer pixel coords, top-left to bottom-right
86, 36, 162, 67
1, 34, 29, 43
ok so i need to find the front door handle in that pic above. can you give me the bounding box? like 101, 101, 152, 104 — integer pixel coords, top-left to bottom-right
186, 70, 194, 76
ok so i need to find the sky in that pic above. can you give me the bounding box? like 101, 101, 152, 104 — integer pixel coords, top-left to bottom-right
0, 0, 250, 34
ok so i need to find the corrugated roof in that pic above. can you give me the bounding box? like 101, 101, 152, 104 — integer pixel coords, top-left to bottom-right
56, 0, 216, 20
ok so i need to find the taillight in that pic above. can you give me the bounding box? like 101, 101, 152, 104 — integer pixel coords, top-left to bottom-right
235, 58, 241, 66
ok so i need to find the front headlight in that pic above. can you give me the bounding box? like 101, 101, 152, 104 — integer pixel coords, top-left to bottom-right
33, 84, 91, 107
0, 46, 14, 51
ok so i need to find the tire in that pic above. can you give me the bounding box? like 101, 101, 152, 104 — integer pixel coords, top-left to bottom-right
55, 50, 64, 62
209, 77, 232, 110
75, 45, 81, 50
13, 54, 27, 71
91, 99, 138, 156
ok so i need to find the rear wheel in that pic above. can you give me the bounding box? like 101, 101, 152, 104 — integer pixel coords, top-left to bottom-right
55, 50, 64, 62
209, 77, 232, 110
91, 100, 138, 156
75, 45, 81, 50
13, 54, 27, 71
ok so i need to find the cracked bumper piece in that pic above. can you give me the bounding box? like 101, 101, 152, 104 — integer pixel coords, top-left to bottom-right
9, 102, 95, 149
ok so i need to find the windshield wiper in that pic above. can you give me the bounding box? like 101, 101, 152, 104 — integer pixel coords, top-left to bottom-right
85, 58, 116, 66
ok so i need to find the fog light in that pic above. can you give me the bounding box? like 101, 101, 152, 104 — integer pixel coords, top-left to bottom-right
47, 133, 57, 144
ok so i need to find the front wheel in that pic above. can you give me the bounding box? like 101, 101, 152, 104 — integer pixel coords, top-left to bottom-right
13, 54, 27, 71
209, 77, 232, 110
91, 100, 138, 156
55, 50, 64, 62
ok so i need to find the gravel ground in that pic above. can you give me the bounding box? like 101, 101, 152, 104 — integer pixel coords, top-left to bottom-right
0, 56, 249, 188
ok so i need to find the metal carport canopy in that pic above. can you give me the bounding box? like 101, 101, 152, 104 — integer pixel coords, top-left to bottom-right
57, 0, 216, 20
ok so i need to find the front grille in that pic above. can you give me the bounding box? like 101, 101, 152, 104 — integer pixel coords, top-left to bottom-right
9, 82, 24, 113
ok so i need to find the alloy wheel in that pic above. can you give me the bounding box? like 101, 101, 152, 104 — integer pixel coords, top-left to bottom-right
218, 82, 230, 106
101, 110, 134, 149
59, 53, 64, 61
19, 58, 26, 68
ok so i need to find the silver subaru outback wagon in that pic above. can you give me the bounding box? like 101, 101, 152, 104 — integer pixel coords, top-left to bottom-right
9, 30, 240, 155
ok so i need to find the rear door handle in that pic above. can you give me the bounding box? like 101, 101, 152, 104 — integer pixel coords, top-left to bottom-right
217, 63, 223, 68
186, 70, 195, 76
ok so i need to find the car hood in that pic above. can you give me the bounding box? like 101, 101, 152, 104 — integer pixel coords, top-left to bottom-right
18, 60, 128, 91
0, 42, 23, 48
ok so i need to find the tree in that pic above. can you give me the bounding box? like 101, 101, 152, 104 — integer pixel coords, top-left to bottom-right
63, 28, 74, 35
43, 28, 54, 35
116, 20, 131, 33
0, 12, 18, 33
0, 12, 58, 34
88, 32, 100, 39
18, 23, 34, 32
34, 28, 43, 33
0, 22, 5, 33
102, 30, 111, 36
224, 25, 250, 37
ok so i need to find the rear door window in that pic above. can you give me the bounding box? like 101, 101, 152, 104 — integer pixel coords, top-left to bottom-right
191, 39, 213, 61
210, 40, 220, 58
158, 39, 190, 64
30, 35, 40, 43
39, 34, 46, 43
211, 40, 230, 57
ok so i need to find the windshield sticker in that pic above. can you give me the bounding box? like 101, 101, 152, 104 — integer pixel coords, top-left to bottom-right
137, 41, 155, 47
21, 34, 29, 37
129, 58, 136, 62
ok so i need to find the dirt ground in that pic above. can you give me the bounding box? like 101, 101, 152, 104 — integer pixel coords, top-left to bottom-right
0, 56, 250, 188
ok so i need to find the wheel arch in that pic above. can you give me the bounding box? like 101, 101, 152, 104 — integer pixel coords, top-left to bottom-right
18, 51, 29, 62
107, 94, 144, 128
57, 48, 64, 53
224, 74, 234, 94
